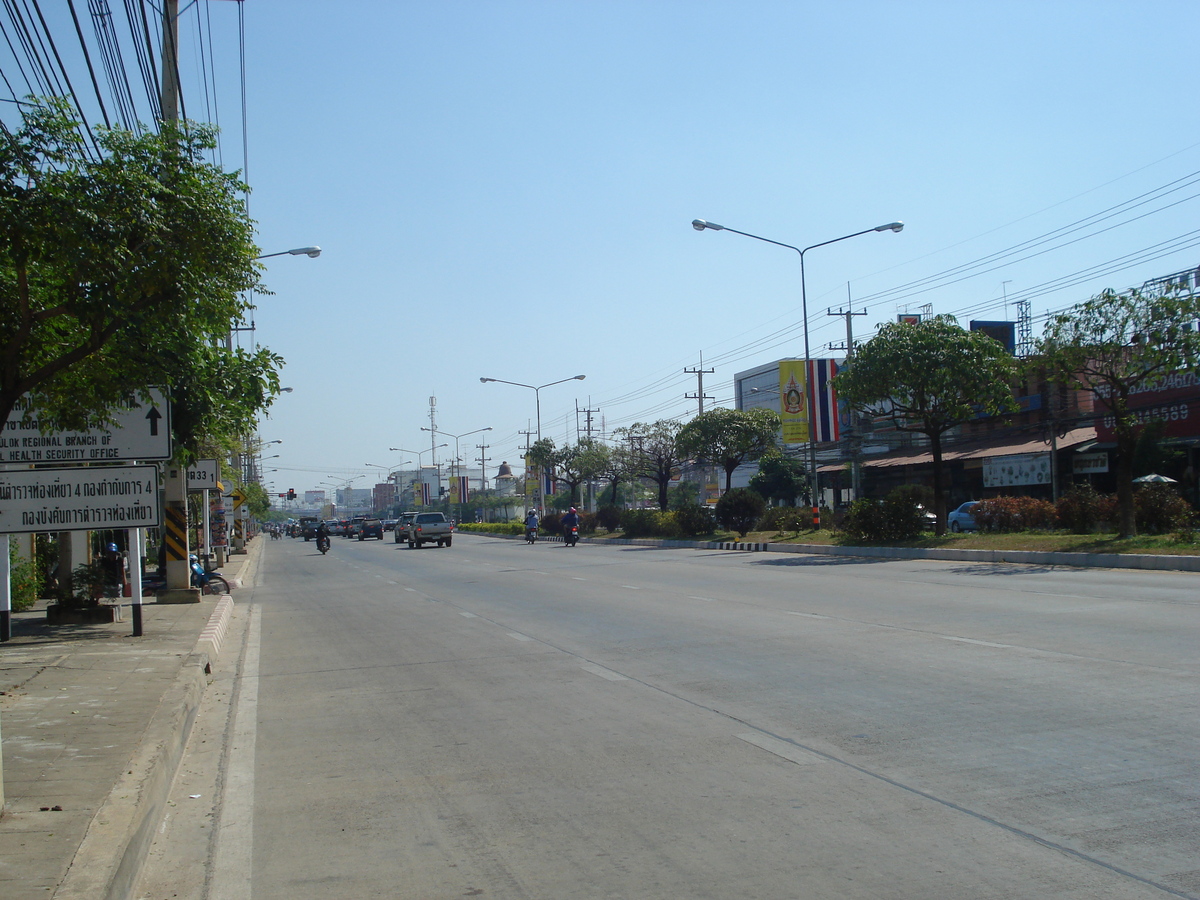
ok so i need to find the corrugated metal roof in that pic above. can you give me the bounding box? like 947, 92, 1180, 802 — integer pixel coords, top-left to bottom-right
820, 426, 1098, 472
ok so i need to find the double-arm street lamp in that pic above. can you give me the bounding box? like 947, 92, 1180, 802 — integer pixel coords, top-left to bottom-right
479, 374, 586, 513
389, 445, 447, 507
692, 219, 903, 524
421, 427, 493, 520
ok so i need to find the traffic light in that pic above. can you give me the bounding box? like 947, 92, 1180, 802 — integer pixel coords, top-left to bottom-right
287, 488, 297, 500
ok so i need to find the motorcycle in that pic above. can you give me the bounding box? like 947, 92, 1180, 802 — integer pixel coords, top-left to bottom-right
524, 526, 537, 544
189, 555, 230, 595
316, 534, 331, 554
564, 525, 579, 548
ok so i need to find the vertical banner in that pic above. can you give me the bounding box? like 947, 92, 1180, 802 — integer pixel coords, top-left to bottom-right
450, 476, 469, 504
778, 359, 809, 444
412, 479, 430, 506
808, 359, 840, 443
209, 494, 228, 548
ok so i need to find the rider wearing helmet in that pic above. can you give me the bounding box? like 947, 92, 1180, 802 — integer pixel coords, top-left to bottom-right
561, 507, 580, 530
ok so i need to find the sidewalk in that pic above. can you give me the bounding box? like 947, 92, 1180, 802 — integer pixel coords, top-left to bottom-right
0, 539, 262, 900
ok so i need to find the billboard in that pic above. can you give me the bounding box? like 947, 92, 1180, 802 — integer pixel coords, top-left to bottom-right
970, 320, 1017, 353
1094, 369, 1200, 442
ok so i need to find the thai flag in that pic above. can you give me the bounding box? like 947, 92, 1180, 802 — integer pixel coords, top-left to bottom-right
543, 471, 557, 496
808, 359, 841, 442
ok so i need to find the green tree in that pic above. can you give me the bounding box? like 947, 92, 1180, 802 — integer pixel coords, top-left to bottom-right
552, 439, 610, 506
749, 449, 809, 506
0, 99, 280, 458
835, 315, 1019, 533
714, 488, 766, 537
677, 407, 780, 493
616, 419, 686, 510
1038, 286, 1200, 537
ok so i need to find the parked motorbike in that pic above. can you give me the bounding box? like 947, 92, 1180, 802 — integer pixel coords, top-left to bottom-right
189, 555, 230, 595
564, 525, 579, 547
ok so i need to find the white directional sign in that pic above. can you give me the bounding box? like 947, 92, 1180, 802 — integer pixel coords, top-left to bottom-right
187, 459, 221, 491
1, 388, 171, 463
0, 465, 161, 534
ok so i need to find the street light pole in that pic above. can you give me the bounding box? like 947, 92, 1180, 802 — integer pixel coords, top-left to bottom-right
390, 445, 447, 506
479, 375, 586, 514
421, 427, 493, 522
692, 219, 902, 525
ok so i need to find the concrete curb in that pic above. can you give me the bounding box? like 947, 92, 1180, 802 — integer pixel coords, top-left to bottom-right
462, 530, 1200, 572
51, 539, 252, 900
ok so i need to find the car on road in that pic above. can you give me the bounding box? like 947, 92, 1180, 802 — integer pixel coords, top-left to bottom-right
382, 517, 398, 532
393, 512, 418, 543
357, 517, 384, 540
948, 501, 981, 532
407, 511, 454, 548
345, 516, 366, 538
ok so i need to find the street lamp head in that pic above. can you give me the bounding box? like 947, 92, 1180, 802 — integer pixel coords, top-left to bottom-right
480, 377, 494, 383
289, 246, 322, 257
692, 219, 723, 232
875, 222, 904, 233
573, 375, 586, 381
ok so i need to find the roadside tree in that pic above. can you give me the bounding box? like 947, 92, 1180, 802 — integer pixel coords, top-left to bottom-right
677, 407, 780, 493
0, 99, 280, 457
1038, 286, 1200, 537
616, 419, 686, 510
834, 315, 1019, 533
749, 450, 808, 506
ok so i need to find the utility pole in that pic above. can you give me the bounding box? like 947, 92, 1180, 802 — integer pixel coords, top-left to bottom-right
518, 429, 535, 510
828, 291, 868, 503
157, 0, 200, 605
475, 442, 490, 491
684, 353, 714, 415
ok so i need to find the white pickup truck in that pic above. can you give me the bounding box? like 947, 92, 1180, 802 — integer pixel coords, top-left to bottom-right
405, 512, 454, 548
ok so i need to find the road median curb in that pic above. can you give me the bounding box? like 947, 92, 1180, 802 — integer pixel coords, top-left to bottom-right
464, 530, 1200, 571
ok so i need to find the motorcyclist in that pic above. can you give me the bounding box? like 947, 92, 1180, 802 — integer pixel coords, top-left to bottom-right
561, 507, 580, 530
524, 510, 539, 540
315, 520, 331, 549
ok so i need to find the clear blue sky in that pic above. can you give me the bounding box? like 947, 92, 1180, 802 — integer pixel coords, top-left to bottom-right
6, 2, 1200, 497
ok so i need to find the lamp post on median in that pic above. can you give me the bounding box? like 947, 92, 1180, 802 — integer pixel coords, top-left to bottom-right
692, 219, 902, 526
390, 445, 447, 507
421, 427, 493, 523
479, 374, 586, 514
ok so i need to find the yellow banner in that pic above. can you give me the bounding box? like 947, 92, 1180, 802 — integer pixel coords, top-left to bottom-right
779, 359, 809, 444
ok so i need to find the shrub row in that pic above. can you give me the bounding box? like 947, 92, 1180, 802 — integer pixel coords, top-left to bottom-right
977, 483, 1194, 534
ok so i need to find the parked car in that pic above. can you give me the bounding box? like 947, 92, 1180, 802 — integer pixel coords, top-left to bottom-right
393, 512, 418, 544
358, 517, 384, 540
948, 501, 980, 533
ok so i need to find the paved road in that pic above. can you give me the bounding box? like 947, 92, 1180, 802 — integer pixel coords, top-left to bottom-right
139, 533, 1199, 900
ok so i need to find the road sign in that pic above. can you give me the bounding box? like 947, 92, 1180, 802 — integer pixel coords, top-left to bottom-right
187, 459, 220, 491
0, 465, 161, 534
230, 487, 248, 510
1, 388, 171, 463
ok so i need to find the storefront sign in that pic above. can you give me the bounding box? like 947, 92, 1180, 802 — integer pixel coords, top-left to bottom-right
984, 452, 1051, 488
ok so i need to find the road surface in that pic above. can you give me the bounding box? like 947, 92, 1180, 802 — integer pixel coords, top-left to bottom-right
138, 533, 1200, 900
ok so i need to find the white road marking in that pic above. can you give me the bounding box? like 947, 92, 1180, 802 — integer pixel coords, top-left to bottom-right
689, 596, 717, 602
786, 612, 832, 619
404, 587, 418, 593
580, 662, 628, 681
211, 604, 261, 900
459, 611, 478, 618
938, 635, 1015, 649
736, 732, 823, 767
621, 585, 640, 590
572, 576, 587, 581
507, 632, 534, 642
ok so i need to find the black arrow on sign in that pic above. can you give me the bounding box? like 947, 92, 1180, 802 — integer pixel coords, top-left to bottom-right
146, 407, 162, 436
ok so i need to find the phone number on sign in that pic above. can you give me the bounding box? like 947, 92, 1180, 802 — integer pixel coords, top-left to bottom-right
1103, 404, 1190, 429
